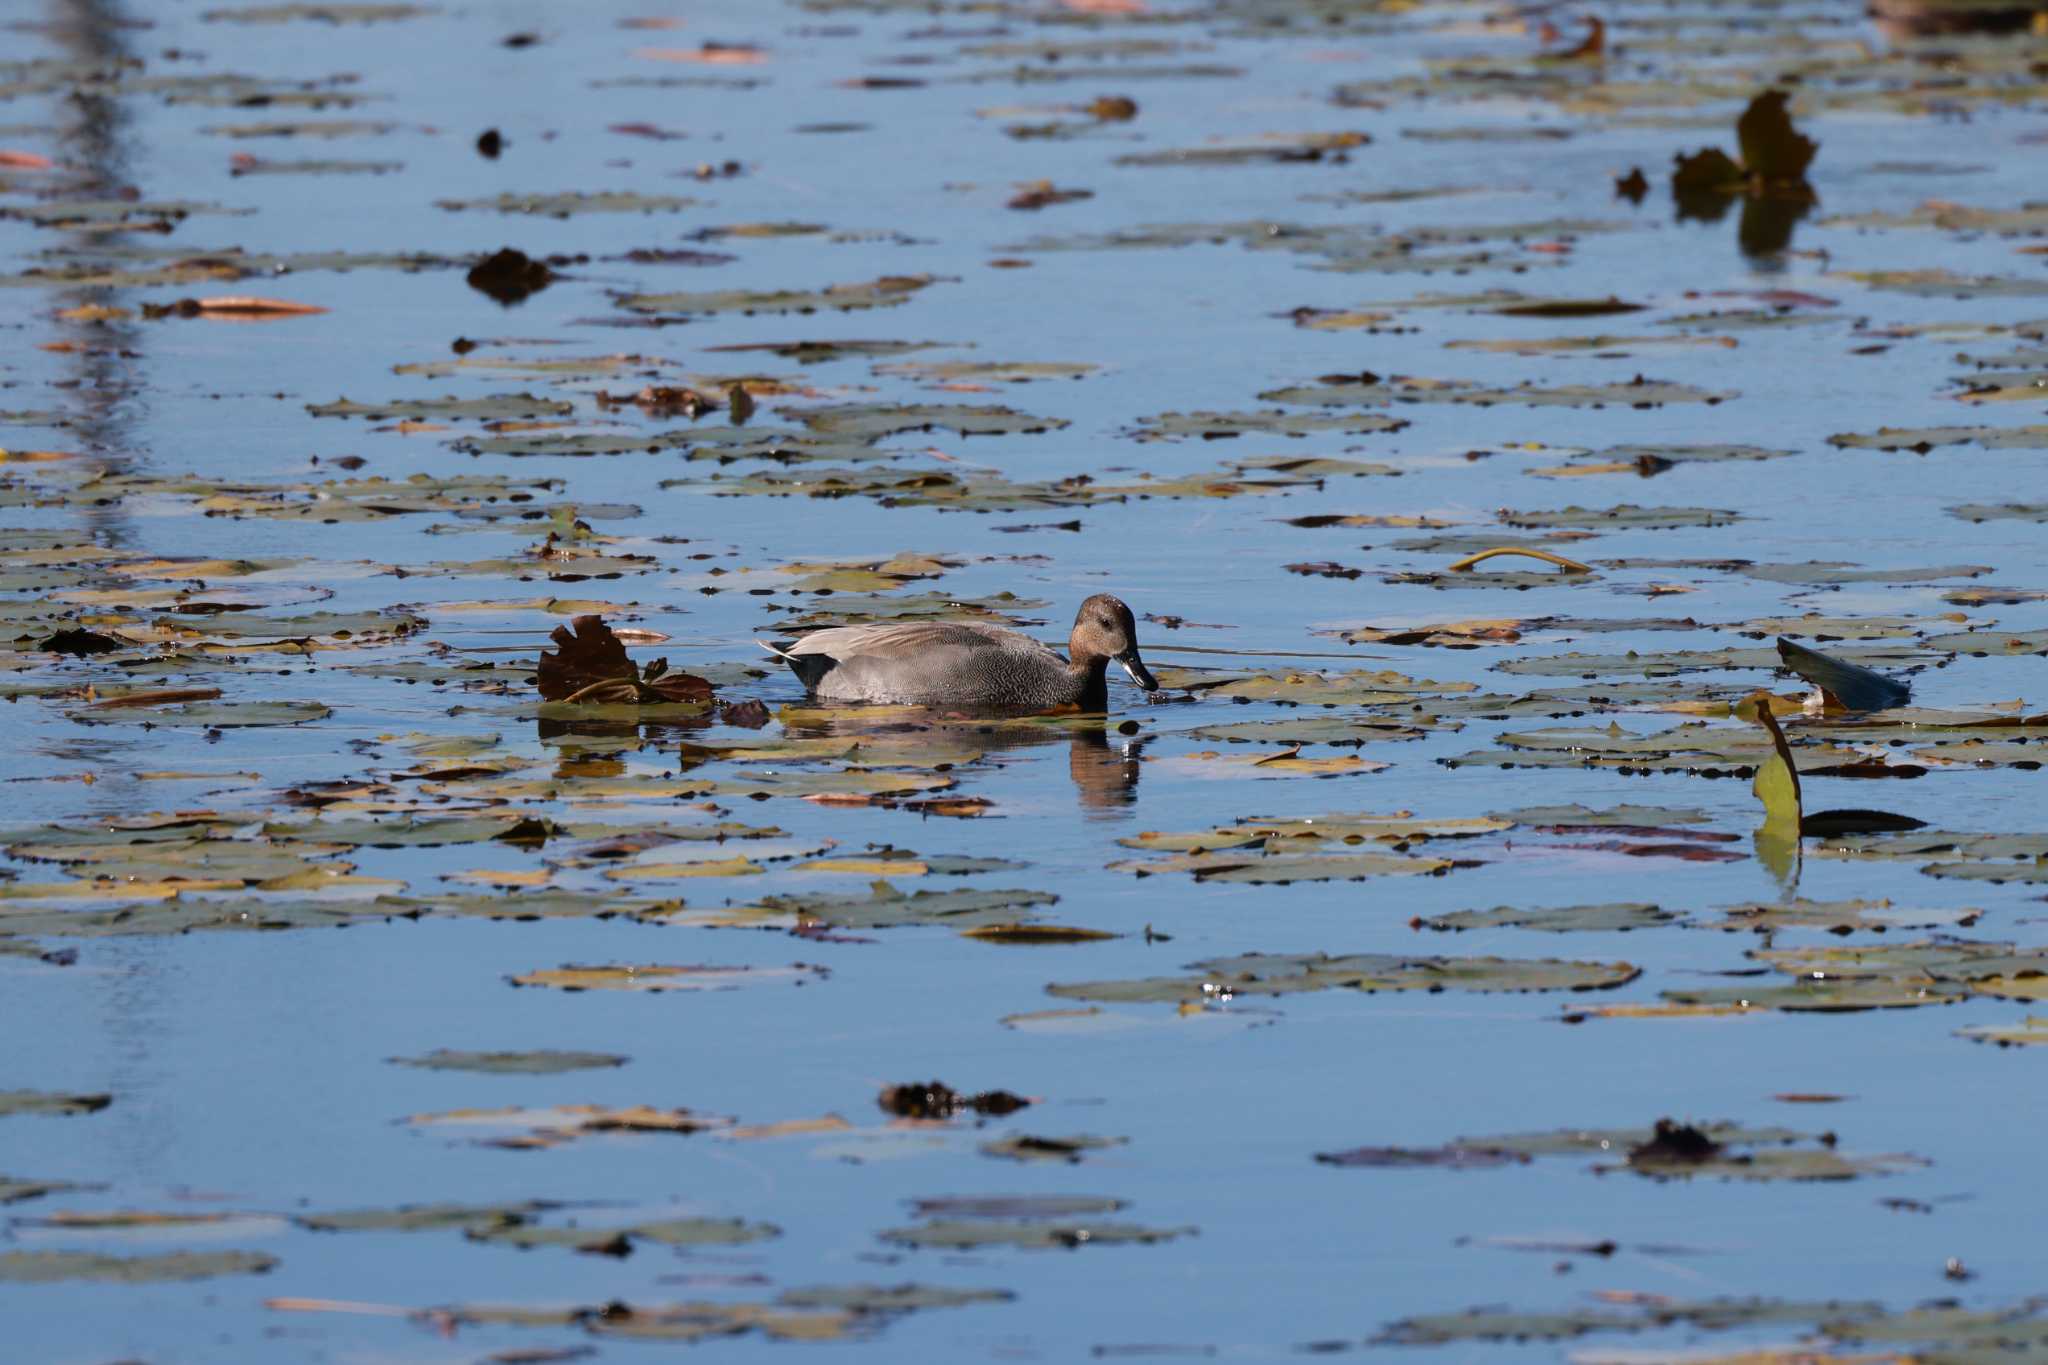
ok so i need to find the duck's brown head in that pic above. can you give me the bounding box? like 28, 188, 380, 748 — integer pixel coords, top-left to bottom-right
1069, 593, 1157, 691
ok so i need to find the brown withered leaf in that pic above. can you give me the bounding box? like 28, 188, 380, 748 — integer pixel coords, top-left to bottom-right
1736, 90, 1818, 185
143, 296, 329, 320
535, 615, 713, 705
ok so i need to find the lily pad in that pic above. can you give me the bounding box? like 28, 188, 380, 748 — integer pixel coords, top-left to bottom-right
387, 1049, 629, 1074
1047, 951, 1638, 1005
508, 963, 828, 992
0, 1090, 111, 1117
880, 1218, 1193, 1250
1419, 903, 1675, 933
436, 192, 701, 217
0, 1250, 276, 1282
621, 275, 939, 317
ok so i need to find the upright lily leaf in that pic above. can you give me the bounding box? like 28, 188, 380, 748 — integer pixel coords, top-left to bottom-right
1731, 692, 1802, 829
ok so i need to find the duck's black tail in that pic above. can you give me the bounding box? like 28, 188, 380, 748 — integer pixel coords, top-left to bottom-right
755, 639, 835, 693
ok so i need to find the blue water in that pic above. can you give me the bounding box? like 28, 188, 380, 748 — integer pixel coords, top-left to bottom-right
5, 0, 2048, 1360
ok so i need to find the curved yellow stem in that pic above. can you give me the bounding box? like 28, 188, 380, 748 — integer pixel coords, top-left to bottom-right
1444, 546, 1594, 574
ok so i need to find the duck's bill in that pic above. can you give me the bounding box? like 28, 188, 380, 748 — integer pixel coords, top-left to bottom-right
1119, 653, 1159, 691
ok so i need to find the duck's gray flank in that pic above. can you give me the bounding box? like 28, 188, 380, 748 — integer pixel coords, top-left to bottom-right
760, 593, 1158, 709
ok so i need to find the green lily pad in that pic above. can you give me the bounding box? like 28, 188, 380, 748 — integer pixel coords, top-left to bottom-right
299, 1201, 557, 1234
880, 1218, 1194, 1250
468, 1216, 776, 1253
1499, 504, 1744, 530
1827, 425, 2048, 453
621, 275, 939, 316
1124, 409, 1409, 441
203, 3, 428, 21
793, 403, 1067, 439
686, 882, 1058, 931
1107, 848, 1454, 883
436, 192, 702, 217
1957, 1016, 2048, 1047
1419, 903, 1674, 933
980, 1134, 1127, 1164
0, 1177, 94, 1205
1048, 951, 1638, 1005
777, 1284, 1014, 1312
0, 1090, 111, 1117
387, 1049, 629, 1074
72, 700, 333, 728
0, 1250, 276, 1282
509, 963, 828, 992
306, 394, 574, 421
1260, 377, 1736, 410
1706, 899, 1981, 933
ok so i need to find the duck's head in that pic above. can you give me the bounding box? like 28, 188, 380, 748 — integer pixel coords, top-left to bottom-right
1070, 594, 1158, 691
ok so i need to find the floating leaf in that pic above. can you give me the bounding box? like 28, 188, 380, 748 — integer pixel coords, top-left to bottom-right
1419, 903, 1675, 933
880, 1218, 1192, 1250
0, 1090, 111, 1117
622, 275, 938, 317
1048, 951, 1637, 1005
508, 964, 827, 992
1957, 1016, 2048, 1047
0, 1250, 276, 1283
387, 1050, 628, 1075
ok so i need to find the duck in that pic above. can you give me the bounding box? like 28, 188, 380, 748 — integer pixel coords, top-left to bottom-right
761, 593, 1159, 710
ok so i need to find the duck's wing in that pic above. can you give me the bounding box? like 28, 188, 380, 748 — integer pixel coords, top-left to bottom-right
776, 619, 1040, 661
758, 620, 1058, 696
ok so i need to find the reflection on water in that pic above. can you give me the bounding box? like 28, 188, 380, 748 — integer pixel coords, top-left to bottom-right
1068, 724, 1151, 817
1871, 0, 2045, 37
775, 707, 1150, 817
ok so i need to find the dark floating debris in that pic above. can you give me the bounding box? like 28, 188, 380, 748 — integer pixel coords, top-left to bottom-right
475, 127, 503, 158
465, 247, 556, 305
1626, 1118, 1724, 1172
38, 628, 127, 656
877, 1081, 1030, 1120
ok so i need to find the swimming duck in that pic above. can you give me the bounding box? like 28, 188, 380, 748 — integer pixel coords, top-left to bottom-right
762, 593, 1159, 710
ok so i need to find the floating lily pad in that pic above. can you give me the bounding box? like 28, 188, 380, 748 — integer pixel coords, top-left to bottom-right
683, 883, 1058, 931
1706, 899, 1982, 933
436, 192, 701, 217
1419, 903, 1675, 933
0, 1250, 276, 1282
0, 1176, 92, 1206
387, 1049, 629, 1074
0, 1090, 111, 1117
1499, 505, 1744, 530
469, 1215, 776, 1253
1957, 1016, 2048, 1047
508, 963, 828, 992
880, 1218, 1193, 1250
621, 275, 938, 316
1125, 409, 1409, 441
1828, 425, 2048, 453
307, 394, 574, 421
1261, 376, 1735, 410
980, 1134, 1127, 1164
400, 1104, 731, 1148
1047, 951, 1638, 1005
299, 1201, 558, 1234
